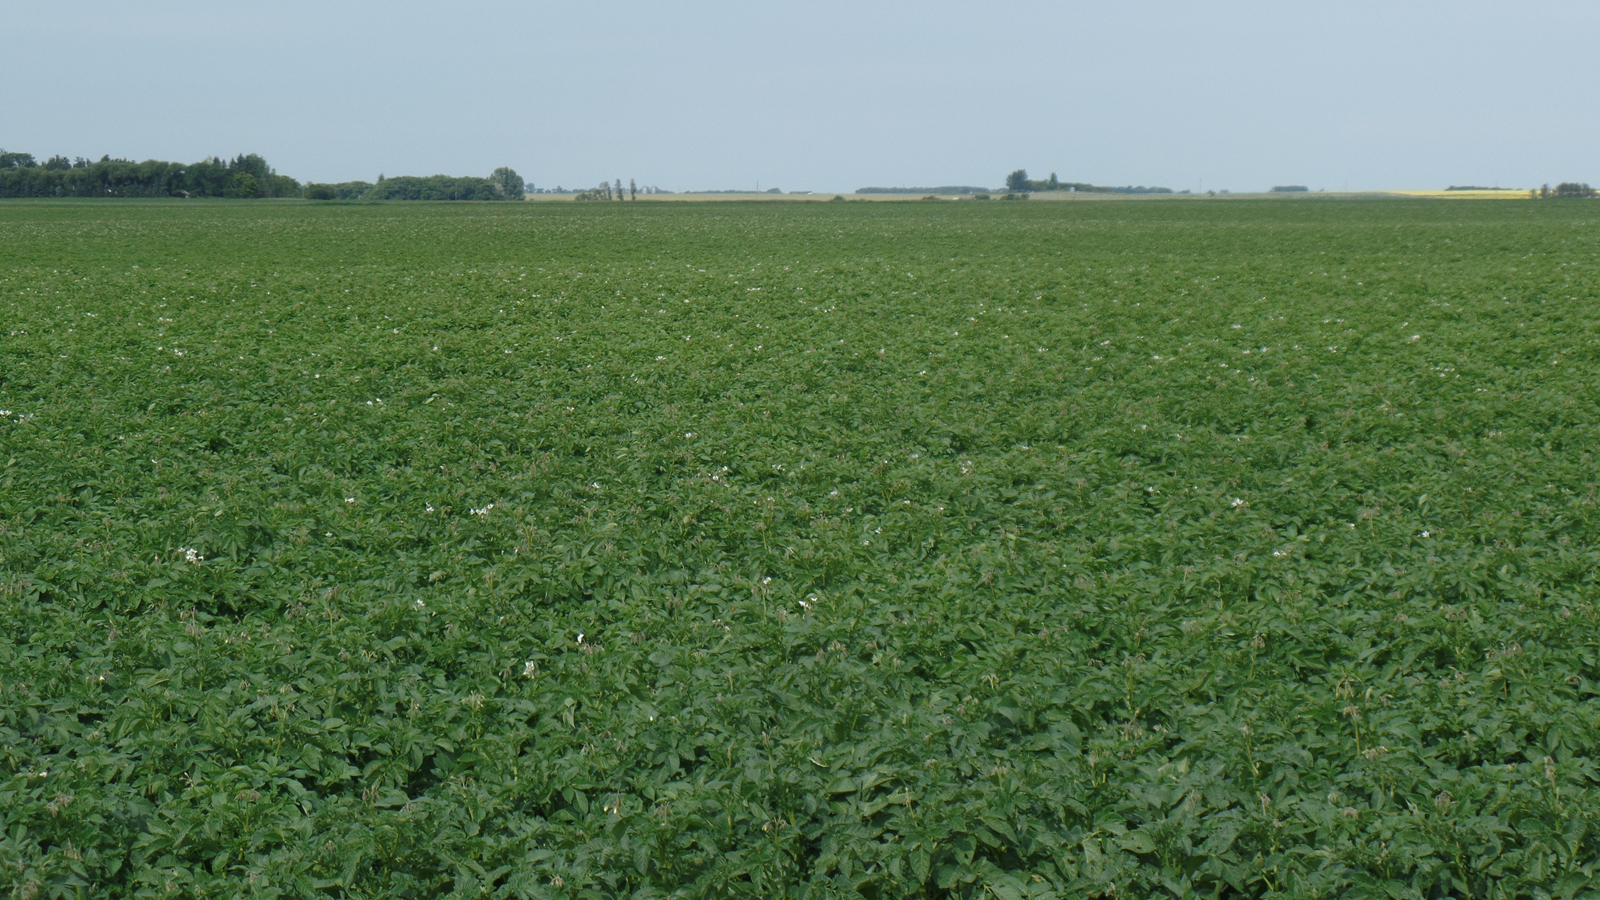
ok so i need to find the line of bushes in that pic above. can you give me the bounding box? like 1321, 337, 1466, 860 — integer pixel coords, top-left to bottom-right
306, 169, 523, 201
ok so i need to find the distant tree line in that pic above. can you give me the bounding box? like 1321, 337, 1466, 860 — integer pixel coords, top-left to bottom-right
364, 175, 499, 201
303, 182, 375, 200
0, 151, 297, 198
2, 149, 526, 202
1003, 169, 1172, 194
305, 168, 523, 201
1533, 183, 1595, 199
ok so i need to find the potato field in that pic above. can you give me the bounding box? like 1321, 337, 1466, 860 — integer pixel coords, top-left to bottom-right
2, 198, 1598, 899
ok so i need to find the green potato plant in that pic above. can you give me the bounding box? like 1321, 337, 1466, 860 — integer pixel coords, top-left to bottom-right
1, 198, 1597, 898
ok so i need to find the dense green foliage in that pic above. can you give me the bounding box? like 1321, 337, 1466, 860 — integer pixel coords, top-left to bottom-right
1, 198, 1598, 899
493, 170, 527, 201
304, 182, 376, 201
0, 153, 298, 199
360, 175, 518, 202
1, 152, 524, 202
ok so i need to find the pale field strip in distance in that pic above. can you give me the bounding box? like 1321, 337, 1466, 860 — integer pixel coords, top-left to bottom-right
528, 189, 1538, 202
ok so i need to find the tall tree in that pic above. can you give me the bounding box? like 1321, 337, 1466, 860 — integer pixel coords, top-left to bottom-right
1005, 169, 1029, 192
629, 178, 637, 201
491, 167, 524, 199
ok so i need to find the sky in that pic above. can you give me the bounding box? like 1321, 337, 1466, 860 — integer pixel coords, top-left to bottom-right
3, 0, 1596, 193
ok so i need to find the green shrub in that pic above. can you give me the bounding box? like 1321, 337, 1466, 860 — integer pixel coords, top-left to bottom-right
222, 172, 260, 198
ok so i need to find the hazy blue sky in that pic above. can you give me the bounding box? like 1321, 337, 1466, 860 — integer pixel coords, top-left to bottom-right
4, 0, 1595, 192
